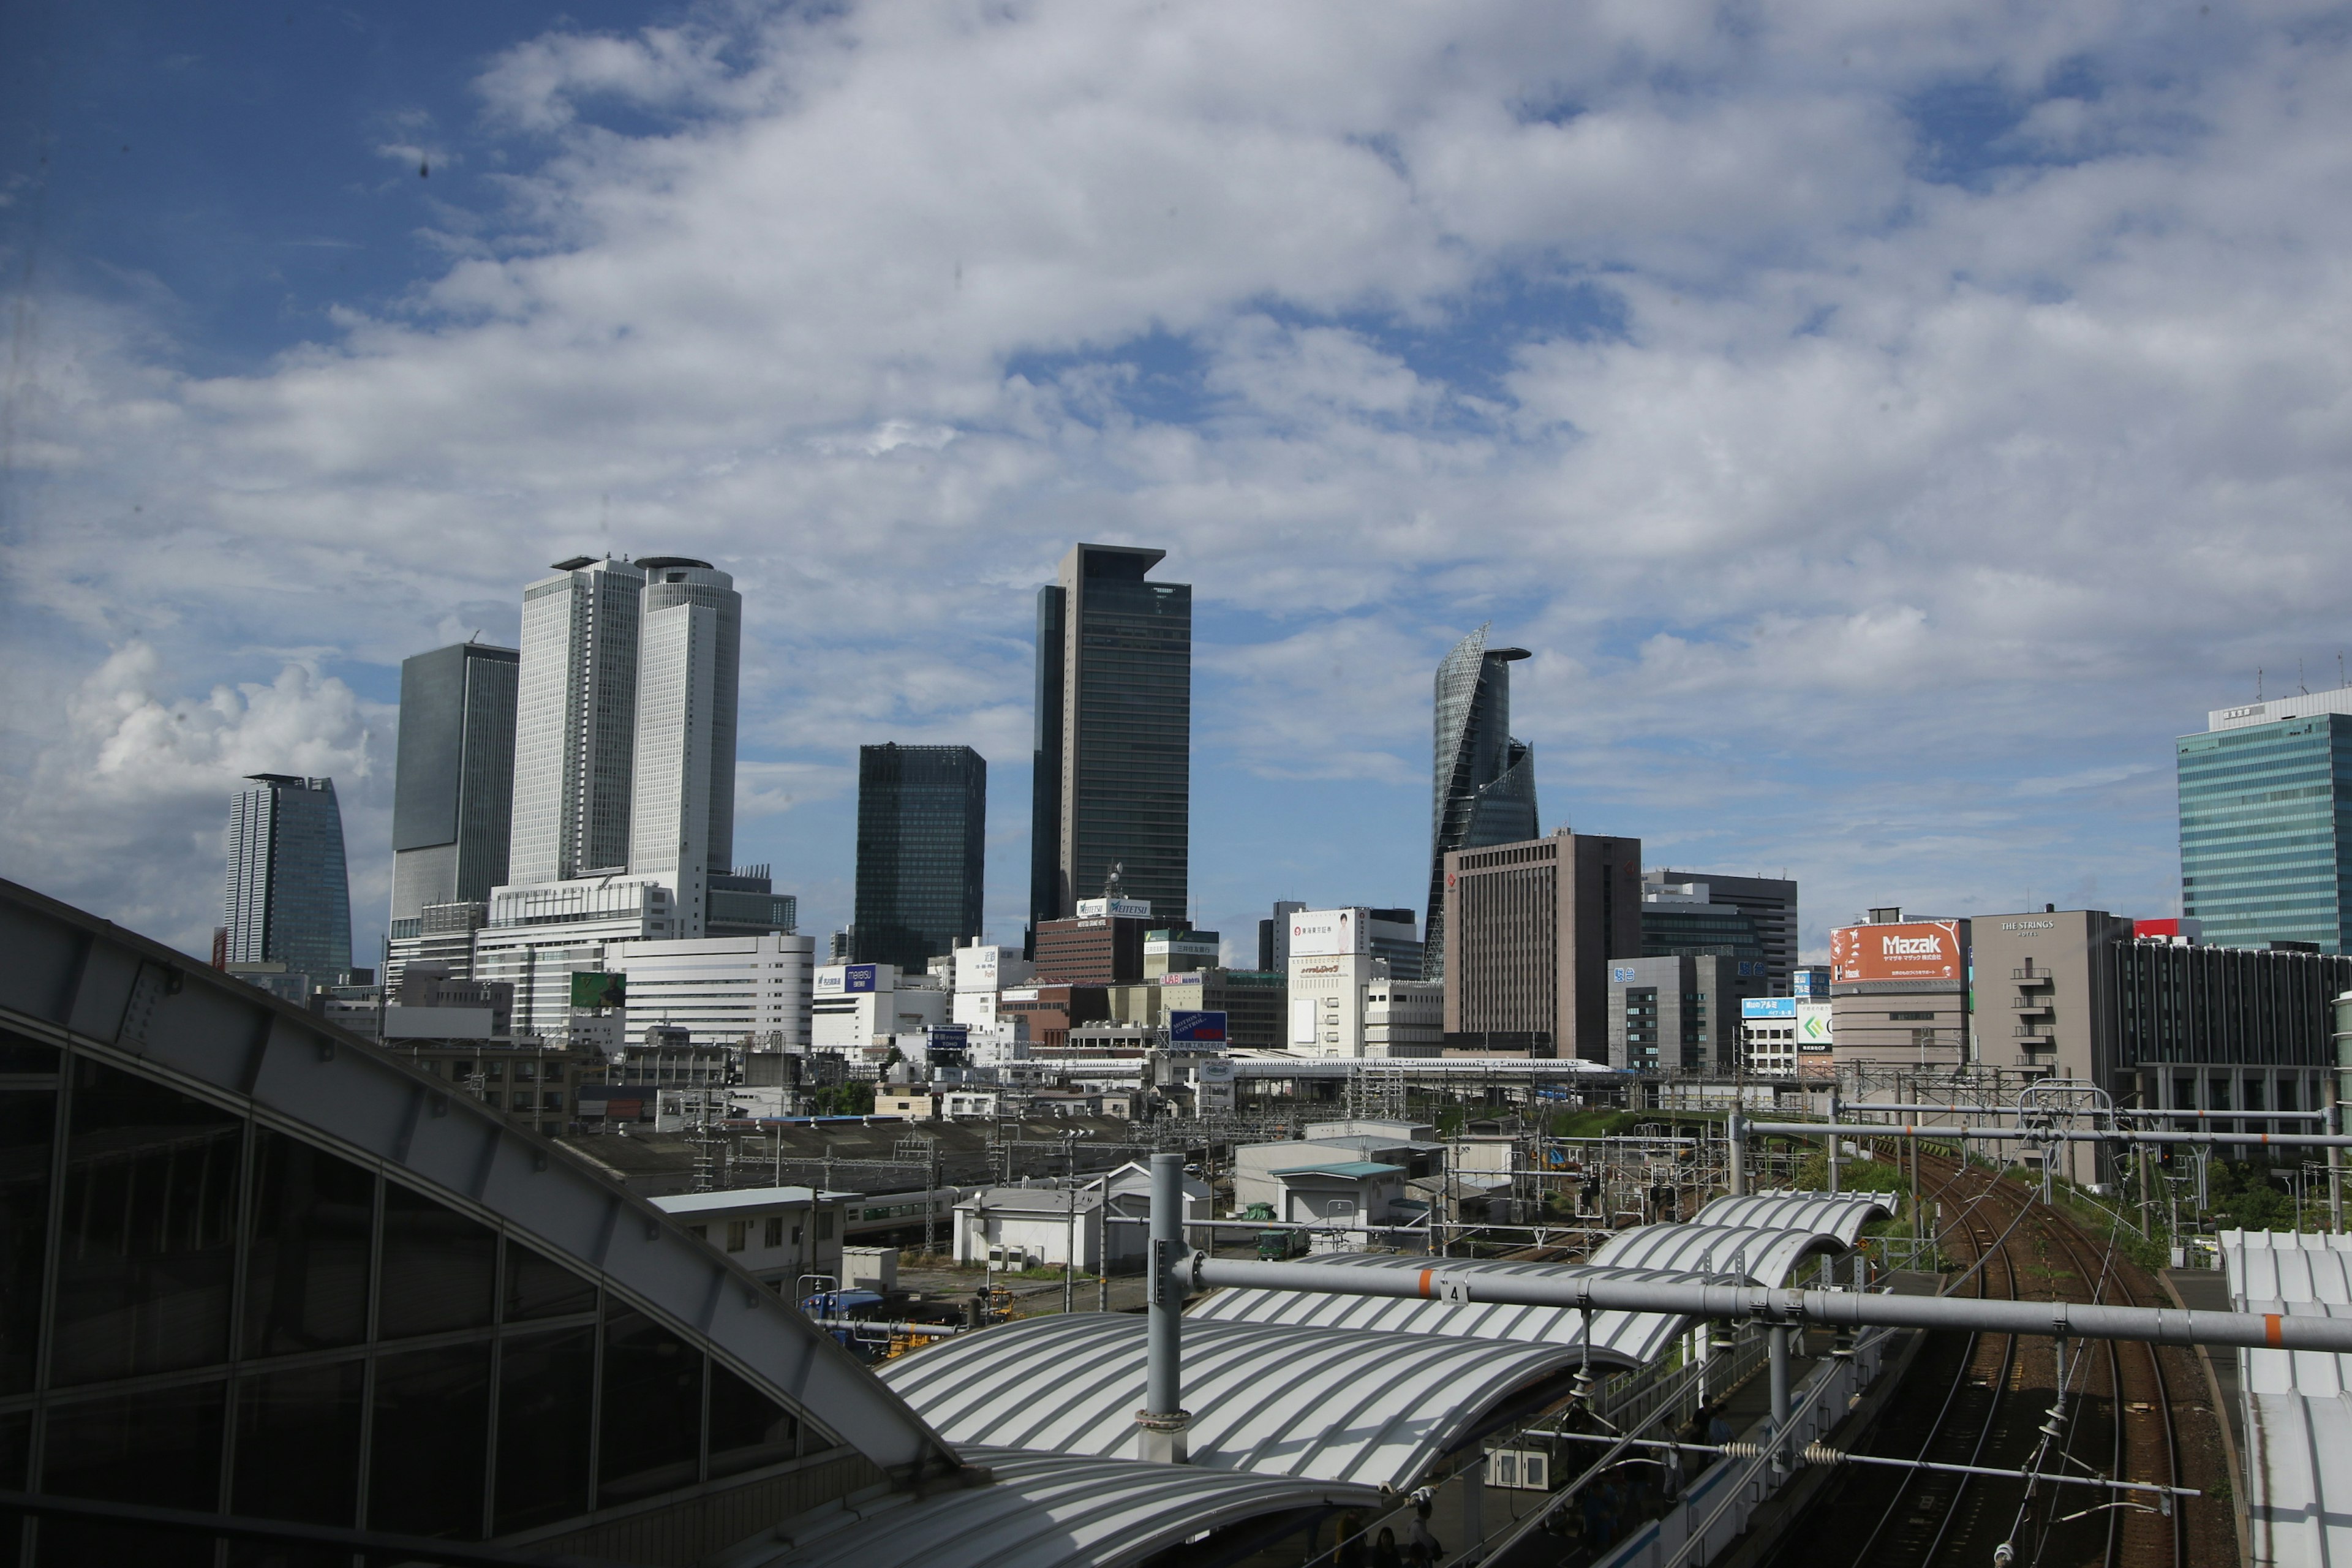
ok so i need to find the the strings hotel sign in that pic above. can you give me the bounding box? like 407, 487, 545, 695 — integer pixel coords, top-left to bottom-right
1830, 920, 1964, 984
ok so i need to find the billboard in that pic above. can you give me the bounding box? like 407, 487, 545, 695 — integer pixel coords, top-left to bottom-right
1742, 997, 1798, 1021
1796, 1003, 1833, 1051
1289, 908, 1368, 959
1792, 968, 1829, 998
1610, 965, 1639, 984
1197, 1055, 1236, 1111
1076, 897, 1153, 919
1170, 1009, 1229, 1044
816, 963, 882, 995
1830, 921, 1964, 984
570, 970, 627, 1009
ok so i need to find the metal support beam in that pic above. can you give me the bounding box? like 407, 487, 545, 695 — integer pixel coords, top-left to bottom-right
1140, 1151, 1190, 1463
1768, 1325, 1792, 1477
1187, 1254, 2352, 1354
1727, 1107, 1747, 1197
1743, 1120, 2352, 1150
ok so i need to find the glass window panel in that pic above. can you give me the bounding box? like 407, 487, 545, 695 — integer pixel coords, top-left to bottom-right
377, 1181, 495, 1340
244, 1128, 374, 1357
597, 1305, 704, 1507
503, 1242, 595, 1322
371, 1343, 490, 1541
40, 1380, 225, 1568
0, 1034, 58, 1074
0, 1087, 55, 1397
50, 1058, 241, 1387
231, 1361, 363, 1527
493, 1327, 594, 1534
707, 1360, 801, 1479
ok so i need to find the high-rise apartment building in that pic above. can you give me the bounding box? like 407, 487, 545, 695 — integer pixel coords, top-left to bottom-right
222, 775, 353, 982
1645, 869, 1797, 992
1424, 625, 1538, 981
510, 556, 647, 883
1442, 829, 1642, 1060
1026, 543, 1191, 948
390, 641, 519, 926
853, 743, 986, 973
2178, 690, 2352, 951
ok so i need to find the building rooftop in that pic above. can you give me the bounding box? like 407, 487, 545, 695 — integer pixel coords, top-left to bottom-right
1268, 1160, 1403, 1180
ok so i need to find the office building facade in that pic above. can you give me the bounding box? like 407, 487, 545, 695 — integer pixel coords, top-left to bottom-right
627, 560, 743, 940
390, 642, 519, 925
1026, 543, 1192, 944
1638, 881, 1766, 967
510, 556, 646, 885
1441, 830, 1642, 1060
1256, 900, 1307, 973
1826, 910, 1973, 1072
222, 774, 353, 984
1423, 625, 1538, 981
707, 865, 796, 939
1031, 908, 1150, 986
853, 744, 986, 973
602, 931, 817, 1052
1606, 954, 1763, 1073
1157, 968, 1287, 1050
1646, 869, 1797, 993
2177, 692, 2352, 952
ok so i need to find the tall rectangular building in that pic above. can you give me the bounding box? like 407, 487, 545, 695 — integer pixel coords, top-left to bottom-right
509, 556, 646, 883
1645, 869, 1796, 992
222, 775, 353, 982
1425, 625, 1537, 981
1442, 829, 1642, 1061
1026, 543, 1191, 945
390, 641, 519, 925
853, 744, 986, 973
2179, 692, 2352, 951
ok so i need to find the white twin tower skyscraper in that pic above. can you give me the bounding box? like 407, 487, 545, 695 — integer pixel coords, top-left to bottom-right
499, 554, 742, 939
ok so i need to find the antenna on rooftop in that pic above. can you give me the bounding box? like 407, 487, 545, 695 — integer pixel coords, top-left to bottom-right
2301, 658, 2309, 696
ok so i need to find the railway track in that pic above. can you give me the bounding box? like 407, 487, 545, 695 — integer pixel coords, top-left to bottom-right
1762, 1148, 2222, 1568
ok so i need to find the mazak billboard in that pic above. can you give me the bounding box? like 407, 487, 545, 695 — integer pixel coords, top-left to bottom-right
1831, 921, 1964, 984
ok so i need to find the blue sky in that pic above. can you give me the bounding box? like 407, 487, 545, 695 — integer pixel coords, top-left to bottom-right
6, 0, 2351, 968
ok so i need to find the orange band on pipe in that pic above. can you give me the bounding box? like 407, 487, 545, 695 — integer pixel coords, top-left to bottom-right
2268, 1314, 2285, 1348
1419, 1269, 1434, 1298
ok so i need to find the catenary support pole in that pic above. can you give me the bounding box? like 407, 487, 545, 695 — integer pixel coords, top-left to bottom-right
1768, 1324, 1792, 1476
1139, 1152, 1190, 1463
1826, 1088, 1841, 1194
1728, 1106, 1747, 1197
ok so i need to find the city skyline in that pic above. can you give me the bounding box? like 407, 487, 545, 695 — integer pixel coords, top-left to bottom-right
10, 4, 2351, 973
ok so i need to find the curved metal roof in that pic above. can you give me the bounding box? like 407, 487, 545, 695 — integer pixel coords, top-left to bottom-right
881, 1312, 1588, 1491
0, 876, 961, 1482
1589, 1223, 1845, 1286
723, 1445, 1379, 1568
1692, 1191, 1894, 1245
1185, 1251, 1727, 1368
2225, 1233, 2352, 1568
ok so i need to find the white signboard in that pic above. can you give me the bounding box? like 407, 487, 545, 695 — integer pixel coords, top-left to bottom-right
1796, 1003, 1833, 1051
1289, 908, 1368, 958
1290, 997, 1319, 1046
1076, 897, 1153, 919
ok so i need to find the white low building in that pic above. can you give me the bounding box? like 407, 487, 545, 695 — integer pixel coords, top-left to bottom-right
650, 1185, 846, 1289
954, 1187, 1108, 1270
475, 877, 673, 1039
810, 963, 949, 1049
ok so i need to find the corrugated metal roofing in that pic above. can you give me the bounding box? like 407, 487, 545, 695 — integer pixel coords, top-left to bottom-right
719, 1444, 1379, 1568
880, 1312, 1590, 1491
1184, 1251, 1725, 1368
1692, 1191, 1894, 1245
2222, 1230, 2352, 1567
1589, 1223, 1844, 1286
1269, 1161, 1403, 1179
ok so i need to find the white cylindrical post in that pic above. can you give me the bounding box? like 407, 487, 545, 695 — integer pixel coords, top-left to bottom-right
1139, 1152, 1191, 1463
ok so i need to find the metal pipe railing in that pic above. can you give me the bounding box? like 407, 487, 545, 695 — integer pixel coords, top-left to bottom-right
1743, 1119, 2352, 1148
1186, 1253, 2352, 1354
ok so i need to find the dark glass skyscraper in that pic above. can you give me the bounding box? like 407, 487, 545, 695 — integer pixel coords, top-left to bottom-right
223, 774, 353, 980
854, 743, 987, 972
1423, 624, 1538, 981
1027, 543, 1191, 947
390, 641, 519, 927
2178, 696, 2352, 951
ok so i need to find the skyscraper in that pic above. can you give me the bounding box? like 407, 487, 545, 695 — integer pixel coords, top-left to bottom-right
222, 774, 353, 981
628, 559, 743, 938
508, 556, 646, 884
1027, 543, 1191, 945
2179, 690, 2352, 951
1423, 625, 1538, 981
390, 641, 519, 925
854, 744, 987, 972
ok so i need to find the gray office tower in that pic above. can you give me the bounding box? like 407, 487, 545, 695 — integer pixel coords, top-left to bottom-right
1423, 624, 1539, 981
854, 744, 986, 972
1647, 870, 1798, 993
1026, 543, 1192, 949
390, 641, 519, 925
222, 775, 353, 981
510, 556, 646, 883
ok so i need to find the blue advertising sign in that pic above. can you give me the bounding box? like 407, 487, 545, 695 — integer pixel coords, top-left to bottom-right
1741, 997, 1798, 1020
1169, 1009, 1229, 1044
843, 963, 878, 993
926, 1025, 970, 1050
1610, 966, 1638, 983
